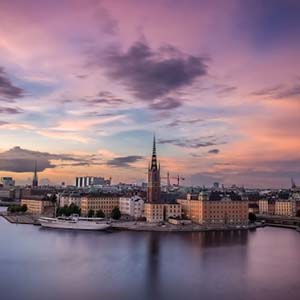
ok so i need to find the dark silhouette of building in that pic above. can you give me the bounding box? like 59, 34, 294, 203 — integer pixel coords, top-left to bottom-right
32, 160, 38, 187
147, 136, 161, 202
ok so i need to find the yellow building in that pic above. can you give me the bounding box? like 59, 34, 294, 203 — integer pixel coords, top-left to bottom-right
177, 194, 248, 225
274, 200, 296, 217
144, 203, 182, 223
144, 203, 164, 222
21, 196, 53, 215
259, 199, 269, 214
80, 195, 119, 216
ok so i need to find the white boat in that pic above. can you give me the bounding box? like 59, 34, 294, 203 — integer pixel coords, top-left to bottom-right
38, 215, 111, 231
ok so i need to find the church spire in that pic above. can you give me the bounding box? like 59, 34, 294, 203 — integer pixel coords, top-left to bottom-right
151, 134, 157, 170
147, 135, 161, 203
32, 160, 38, 187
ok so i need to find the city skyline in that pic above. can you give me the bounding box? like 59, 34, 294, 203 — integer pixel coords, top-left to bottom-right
1, 0, 300, 187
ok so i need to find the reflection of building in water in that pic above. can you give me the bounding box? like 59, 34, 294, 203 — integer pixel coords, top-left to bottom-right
145, 233, 161, 299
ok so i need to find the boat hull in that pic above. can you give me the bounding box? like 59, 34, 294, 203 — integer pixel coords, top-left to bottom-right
39, 218, 110, 231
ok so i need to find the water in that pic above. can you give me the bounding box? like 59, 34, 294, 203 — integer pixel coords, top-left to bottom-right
1, 215, 300, 300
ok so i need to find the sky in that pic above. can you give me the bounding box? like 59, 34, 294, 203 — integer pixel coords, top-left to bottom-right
0, 0, 300, 188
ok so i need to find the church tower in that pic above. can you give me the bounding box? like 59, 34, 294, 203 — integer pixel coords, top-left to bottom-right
147, 135, 161, 202
32, 160, 38, 187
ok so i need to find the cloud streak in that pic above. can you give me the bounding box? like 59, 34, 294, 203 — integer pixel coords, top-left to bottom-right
0, 146, 100, 172
0, 67, 25, 101
106, 155, 144, 168
158, 137, 225, 149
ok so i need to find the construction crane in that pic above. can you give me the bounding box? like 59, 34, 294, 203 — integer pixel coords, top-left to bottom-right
161, 172, 185, 187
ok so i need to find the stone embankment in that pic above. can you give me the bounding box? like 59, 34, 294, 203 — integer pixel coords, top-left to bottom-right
111, 221, 260, 232
0, 212, 39, 225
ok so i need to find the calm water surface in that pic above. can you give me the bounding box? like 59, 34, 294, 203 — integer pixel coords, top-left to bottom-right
1, 208, 300, 300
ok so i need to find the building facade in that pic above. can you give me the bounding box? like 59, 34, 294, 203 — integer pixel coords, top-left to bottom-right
75, 176, 111, 188
21, 196, 53, 215
59, 192, 82, 207
177, 193, 248, 225
80, 195, 119, 216
0, 177, 15, 187
144, 203, 164, 222
274, 200, 296, 217
119, 196, 144, 219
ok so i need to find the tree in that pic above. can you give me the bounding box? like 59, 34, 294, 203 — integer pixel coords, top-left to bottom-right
88, 209, 95, 218
8, 204, 27, 214
111, 207, 121, 220
21, 204, 28, 213
249, 212, 257, 223
96, 210, 105, 218
57, 203, 81, 217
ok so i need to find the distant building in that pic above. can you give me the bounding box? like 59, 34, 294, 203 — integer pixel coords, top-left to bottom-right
0, 177, 15, 187
59, 192, 82, 207
119, 196, 144, 219
80, 195, 119, 217
177, 192, 248, 225
213, 182, 220, 189
21, 196, 53, 215
275, 200, 296, 217
248, 203, 259, 214
75, 176, 111, 188
0, 188, 15, 201
144, 203, 164, 222
259, 199, 276, 215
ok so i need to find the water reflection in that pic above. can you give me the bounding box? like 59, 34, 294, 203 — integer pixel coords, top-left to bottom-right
1, 219, 300, 300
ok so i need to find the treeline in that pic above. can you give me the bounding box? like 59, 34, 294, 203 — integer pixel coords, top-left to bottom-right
8, 204, 28, 213
56, 203, 121, 220
57, 203, 81, 217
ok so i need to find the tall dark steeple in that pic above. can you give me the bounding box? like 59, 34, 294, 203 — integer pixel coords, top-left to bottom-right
32, 160, 38, 187
151, 135, 158, 170
147, 135, 161, 202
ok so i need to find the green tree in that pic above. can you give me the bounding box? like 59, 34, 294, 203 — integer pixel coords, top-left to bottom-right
111, 207, 121, 220
57, 203, 81, 217
21, 204, 28, 213
88, 209, 95, 218
248, 212, 256, 223
96, 210, 105, 218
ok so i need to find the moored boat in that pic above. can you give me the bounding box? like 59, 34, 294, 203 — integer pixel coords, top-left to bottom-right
38, 215, 111, 231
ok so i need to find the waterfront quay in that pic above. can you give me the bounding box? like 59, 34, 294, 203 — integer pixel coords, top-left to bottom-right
0, 211, 259, 232
0, 211, 38, 225
257, 214, 300, 229
111, 221, 259, 232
